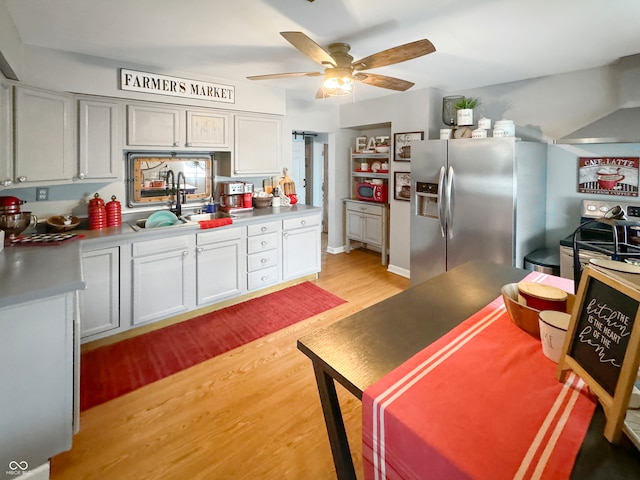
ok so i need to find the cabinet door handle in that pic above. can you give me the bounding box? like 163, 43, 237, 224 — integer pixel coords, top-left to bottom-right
185, 142, 192, 147
261, 276, 268, 281
301, 220, 306, 225
196, 247, 203, 254
18, 176, 27, 183
261, 226, 267, 232
78, 172, 86, 180
183, 250, 189, 256
261, 258, 267, 264
1, 179, 12, 186
261, 240, 267, 246
283, 233, 289, 238
173, 142, 180, 147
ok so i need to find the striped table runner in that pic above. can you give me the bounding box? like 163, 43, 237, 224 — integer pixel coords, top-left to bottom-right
363, 272, 597, 480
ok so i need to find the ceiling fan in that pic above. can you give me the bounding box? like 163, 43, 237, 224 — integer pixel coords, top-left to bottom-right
247, 32, 436, 98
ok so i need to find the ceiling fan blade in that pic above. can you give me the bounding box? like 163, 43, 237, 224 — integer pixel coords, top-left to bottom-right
280, 31, 337, 67
247, 71, 323, 80
354, 73, 415, 91
352, 39, 435, 71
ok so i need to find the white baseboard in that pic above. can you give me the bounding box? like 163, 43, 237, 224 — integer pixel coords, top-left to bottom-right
13, 462, 49, 480
387, 264, 410, 278
326, 245, 345, 254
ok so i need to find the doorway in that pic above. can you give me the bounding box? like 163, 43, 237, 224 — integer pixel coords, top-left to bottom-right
291, 131, 328, 232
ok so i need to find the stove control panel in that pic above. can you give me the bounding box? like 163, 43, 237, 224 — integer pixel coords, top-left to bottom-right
582, 200, 640, 219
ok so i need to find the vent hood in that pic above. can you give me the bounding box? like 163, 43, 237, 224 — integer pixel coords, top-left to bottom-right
557, 107, 640, 144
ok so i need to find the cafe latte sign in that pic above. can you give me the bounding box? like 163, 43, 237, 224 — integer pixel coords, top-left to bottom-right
120, 68, 235, 104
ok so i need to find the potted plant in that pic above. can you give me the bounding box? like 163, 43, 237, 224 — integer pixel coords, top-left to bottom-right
454, 97, 479, 126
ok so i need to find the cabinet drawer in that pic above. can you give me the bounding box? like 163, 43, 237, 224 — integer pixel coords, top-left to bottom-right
197, 227, 242, 246
247, 266, 279, 291
247, 221, 280, 236
132, 235, 192, 257
282, 214, 321, 230
247, 248, 279, 272
247, 232, 278, 254
345, 202, 383, 216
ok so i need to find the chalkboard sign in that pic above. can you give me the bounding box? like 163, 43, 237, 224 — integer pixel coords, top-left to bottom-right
569, 276, 637, 396
557, 266, 640, 443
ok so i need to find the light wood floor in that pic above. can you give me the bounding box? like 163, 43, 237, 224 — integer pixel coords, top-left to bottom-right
51, 236, 410, 480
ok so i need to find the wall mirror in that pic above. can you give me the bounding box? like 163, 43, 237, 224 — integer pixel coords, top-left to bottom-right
127, 153, 212, 207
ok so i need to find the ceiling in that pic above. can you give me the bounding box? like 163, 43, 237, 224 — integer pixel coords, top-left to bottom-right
4, 0, 640, 103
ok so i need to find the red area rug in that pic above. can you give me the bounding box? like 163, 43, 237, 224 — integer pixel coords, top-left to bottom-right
81, 281, 345, 411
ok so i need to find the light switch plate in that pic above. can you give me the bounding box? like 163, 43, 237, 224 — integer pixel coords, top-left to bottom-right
36, 187, 49, 201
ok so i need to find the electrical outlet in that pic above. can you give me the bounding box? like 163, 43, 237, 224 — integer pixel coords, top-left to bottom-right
36, 187, 49, 201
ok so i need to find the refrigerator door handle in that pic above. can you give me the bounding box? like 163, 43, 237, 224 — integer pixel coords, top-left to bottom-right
446, 166, 455, 239
437, 166, 446, 237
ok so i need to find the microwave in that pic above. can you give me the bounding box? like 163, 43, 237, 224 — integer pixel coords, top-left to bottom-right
356, 182, 388, 203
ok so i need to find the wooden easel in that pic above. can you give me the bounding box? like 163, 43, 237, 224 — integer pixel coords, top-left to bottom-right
557, 265, 640, 443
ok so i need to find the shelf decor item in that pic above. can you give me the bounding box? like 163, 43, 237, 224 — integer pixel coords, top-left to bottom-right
442, 95, 464, 126
455, 97, 479, 126
394, 132, 424, 162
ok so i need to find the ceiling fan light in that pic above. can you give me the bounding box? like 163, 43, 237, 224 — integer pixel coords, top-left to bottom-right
322, 72, 353, 96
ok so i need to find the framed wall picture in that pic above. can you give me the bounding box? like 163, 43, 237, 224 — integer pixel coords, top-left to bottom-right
394, 172, 411, 201
394, 131, 424, 162
577, 157, 639, 197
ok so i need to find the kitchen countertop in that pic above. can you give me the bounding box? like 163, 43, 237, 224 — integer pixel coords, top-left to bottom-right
0, 240, 85, 309
0, 204, 321, 308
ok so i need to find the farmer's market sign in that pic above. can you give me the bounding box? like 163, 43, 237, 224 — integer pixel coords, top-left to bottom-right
120, 68, 235, 104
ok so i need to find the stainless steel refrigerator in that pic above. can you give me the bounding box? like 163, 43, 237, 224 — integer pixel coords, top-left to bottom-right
410, 137, 547, 285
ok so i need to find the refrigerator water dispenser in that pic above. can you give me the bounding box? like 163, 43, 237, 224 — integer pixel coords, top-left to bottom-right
415, 182, 439, 219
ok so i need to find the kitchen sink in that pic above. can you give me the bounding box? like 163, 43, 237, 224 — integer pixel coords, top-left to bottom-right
184, 212, 233, 222
128, 215, 197, 232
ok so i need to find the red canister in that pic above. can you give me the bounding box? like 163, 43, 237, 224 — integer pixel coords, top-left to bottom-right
106, 195, 122, 227
88, 193, 107, 230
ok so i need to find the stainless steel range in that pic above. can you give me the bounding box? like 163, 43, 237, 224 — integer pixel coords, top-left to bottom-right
559, 199, 640, 280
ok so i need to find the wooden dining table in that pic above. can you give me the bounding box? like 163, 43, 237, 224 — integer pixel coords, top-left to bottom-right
297, 261, 640, 479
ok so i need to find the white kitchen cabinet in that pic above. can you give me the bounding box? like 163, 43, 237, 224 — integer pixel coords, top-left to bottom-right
126, 102, 182, 148
246, 220, 281, 290
344, 200, 388, 266
231, 114, 282, 176
126, 101, 232, 151
79, 246, 120, 339
196, 226, 245, 305
131, 235, 195, 325
0, 293, 75, 472
77, 96, 122, 180
0, 81, 12, 187
186, 108, 230, 149
13, 85, 75, 184
282, 214, 321, 280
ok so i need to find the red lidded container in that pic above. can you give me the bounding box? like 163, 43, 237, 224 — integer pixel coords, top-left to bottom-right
88, 193, 107, 230
106, 195, 122, 227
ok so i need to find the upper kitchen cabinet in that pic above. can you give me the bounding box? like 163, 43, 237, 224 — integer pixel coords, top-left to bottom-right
126, 102, 181, 148
125, 101, 231, 151
185, 109, 230, 149
0, 81, 12, 187
77, 96, 123, 180
231, 114, 282, 176
14, 85, 75, 184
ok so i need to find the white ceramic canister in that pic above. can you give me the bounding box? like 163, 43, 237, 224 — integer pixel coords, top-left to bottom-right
478, 117, 492, 130
472, 128, 487, 139
494, 120, 515, 137
440, 128, 452, 140
538, 310, 571, 363
493, 128, 506, 137
360, 162, 369, 171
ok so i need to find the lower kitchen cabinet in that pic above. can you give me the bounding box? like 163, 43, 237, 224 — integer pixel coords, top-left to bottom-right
79, 246, 120, 338
131, 235, 195, 325
344, 199, 388, 266
282, 214, 321, 280
196, 227, 245, 305
246, 220, 281, 290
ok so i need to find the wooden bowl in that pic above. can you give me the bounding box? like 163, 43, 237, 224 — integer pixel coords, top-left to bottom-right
47, 215, 80, 232
252, 196, 272, 209
501, 283, 575, 339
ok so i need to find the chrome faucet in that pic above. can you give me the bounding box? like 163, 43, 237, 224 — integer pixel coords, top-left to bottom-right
176, 171, 186, 216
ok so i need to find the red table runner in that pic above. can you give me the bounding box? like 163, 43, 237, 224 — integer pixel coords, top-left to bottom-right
363, 272, 597, 480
